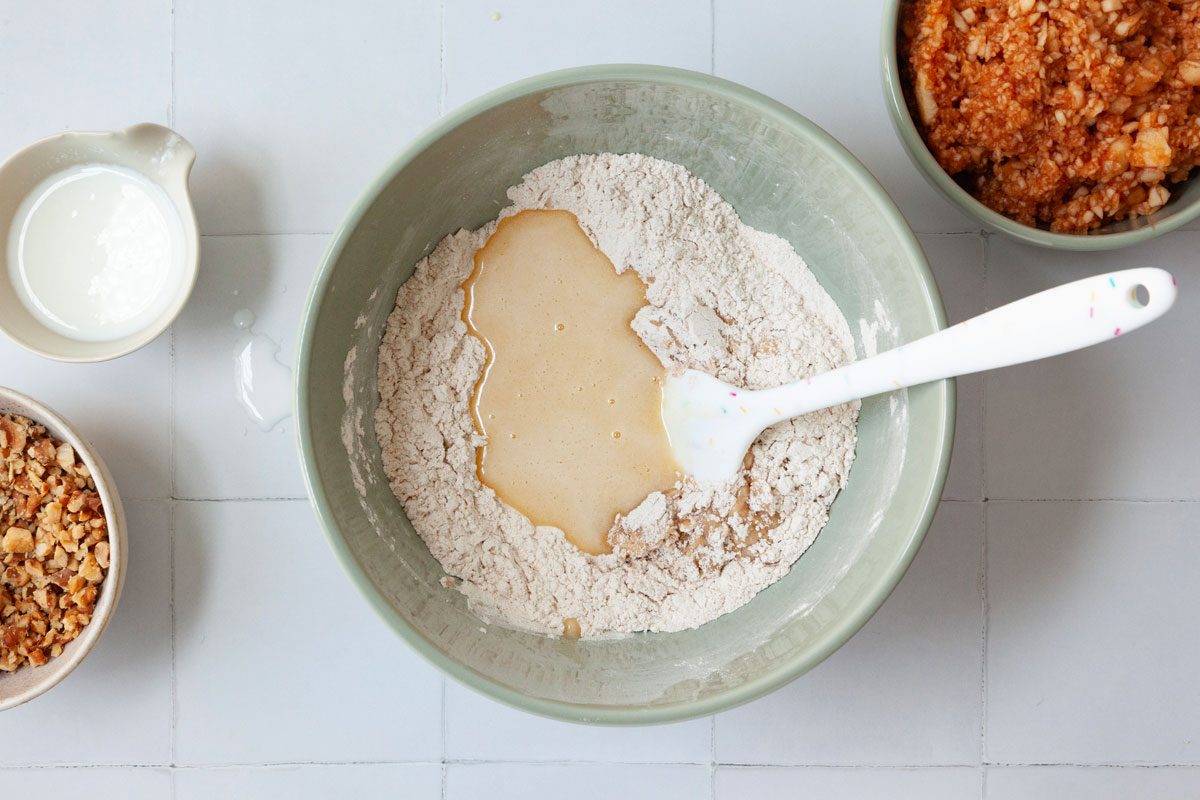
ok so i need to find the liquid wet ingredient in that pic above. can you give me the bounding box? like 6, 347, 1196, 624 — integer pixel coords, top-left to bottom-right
0, 414, 109, 671
234, 330, 293, 433
462, 209, 680, 556
374, 153, 858, 637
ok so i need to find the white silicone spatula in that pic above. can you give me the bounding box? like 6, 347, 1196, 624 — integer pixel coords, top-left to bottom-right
663, 267, 1177, 482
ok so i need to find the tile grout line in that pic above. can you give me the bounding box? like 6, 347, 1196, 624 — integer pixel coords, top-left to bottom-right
984, 762, 1200, 769
169, 498, 179, 772
709, 0, 717, 75
168, 337, 179, 774
167, 2, 178, 787
168, 0, 176, 129
10, 760, 1200, 771
704, 761, 979, 770
441, 676, 448, 800
980, 497, 990, 798
710, 714, 718, 799
438, 0, 447, 116
979, 231, 989, 800
988, 497, 1200, 504
12, 759, 1200, 773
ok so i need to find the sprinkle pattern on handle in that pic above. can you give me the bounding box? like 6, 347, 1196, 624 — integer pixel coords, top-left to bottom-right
758, 267, 1178, 421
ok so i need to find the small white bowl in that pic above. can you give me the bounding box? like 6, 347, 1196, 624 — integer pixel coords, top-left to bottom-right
0, 387, 127, 711
0, 124, 199, 362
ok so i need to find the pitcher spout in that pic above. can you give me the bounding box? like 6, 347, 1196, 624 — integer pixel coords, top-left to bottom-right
116, 123, 196, 184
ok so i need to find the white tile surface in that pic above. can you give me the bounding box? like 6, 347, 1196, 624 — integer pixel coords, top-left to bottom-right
0, 767, 171, 800
0, 1, 171, 159
172, 500, 443, 765
716, 767, 982, 799
174, 0, 440, 234
0, 501, 172, 765
713, 0, 978, 234
985, 233, 1200, 500
173, 235, 325, 499
987, 501, 1200, 765
176, 764, 443, 800
442, 0, 713, 109
988, 767, 1200, 799
446, 763, 710, 800
715, 502, 983, 766
0, 335, 171, 500
445, 680, 711, 763
919, 234, 985, 501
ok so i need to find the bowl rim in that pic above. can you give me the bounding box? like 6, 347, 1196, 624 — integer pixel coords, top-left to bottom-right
0, 123, 201, 363
0, 386, 127, 712
879, 0, 1200, 251
295, 63, 954, 725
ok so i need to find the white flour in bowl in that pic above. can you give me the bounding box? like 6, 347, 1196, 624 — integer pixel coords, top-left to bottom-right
374, 153, 858, 637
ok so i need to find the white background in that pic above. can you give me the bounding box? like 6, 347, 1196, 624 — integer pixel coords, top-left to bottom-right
2, 2, 1198, 798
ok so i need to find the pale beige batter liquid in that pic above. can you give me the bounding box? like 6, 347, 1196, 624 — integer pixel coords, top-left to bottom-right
461, 209, 680, 555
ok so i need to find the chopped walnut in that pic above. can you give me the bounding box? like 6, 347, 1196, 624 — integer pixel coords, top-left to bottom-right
0, 414, 109, 672
2, 527, 33, 554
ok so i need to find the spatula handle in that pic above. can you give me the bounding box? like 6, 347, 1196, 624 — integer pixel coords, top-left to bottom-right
761, 267, 1177, 418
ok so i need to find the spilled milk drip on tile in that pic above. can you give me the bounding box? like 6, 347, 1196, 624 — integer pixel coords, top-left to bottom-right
231, 308, 293, 433
461, 209, 680, 555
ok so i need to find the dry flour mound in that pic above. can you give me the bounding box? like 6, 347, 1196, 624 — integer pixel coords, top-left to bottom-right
374, 153, 858, 636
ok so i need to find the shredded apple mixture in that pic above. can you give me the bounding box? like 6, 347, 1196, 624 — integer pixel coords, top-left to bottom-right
901, 0, 1200, 232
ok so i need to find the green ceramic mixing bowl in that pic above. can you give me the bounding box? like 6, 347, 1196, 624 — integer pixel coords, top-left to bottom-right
296, 65, 952, 725
881, 0, 1200, 249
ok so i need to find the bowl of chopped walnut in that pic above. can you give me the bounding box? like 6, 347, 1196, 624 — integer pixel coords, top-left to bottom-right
0, 386, 125, 711
883, 0, 1200, 249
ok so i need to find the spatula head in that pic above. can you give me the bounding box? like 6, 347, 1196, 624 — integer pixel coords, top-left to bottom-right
661, 369, 774, 483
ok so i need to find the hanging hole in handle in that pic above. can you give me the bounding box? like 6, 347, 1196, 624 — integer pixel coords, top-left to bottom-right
1129, 284, 1150, 308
